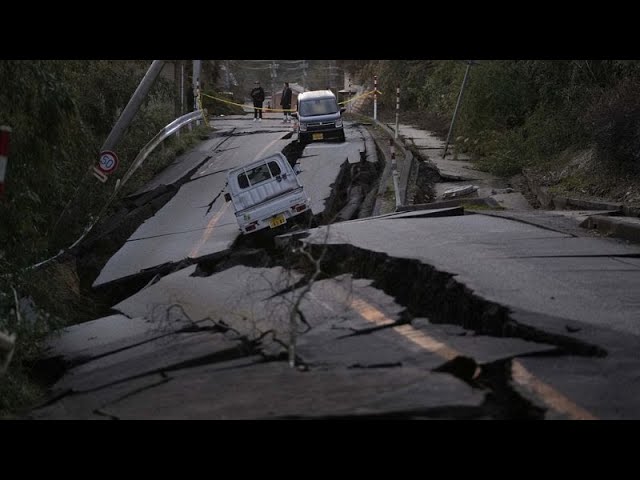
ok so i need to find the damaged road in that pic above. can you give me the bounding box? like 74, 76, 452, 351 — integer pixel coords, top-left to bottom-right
28, 115, 640, 420
91, 117, 374, 289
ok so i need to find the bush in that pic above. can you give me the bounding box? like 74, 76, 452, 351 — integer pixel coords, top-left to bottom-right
583, 78, 640, 172
0, 60, 205, 416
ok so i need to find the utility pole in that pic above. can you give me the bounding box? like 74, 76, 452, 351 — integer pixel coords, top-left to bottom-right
192, 60, 201, 111
326, 59, 331, 90
174, 60, 182, 119
302, 60, 307, 90
395, 86, 400, 139
192, 60, 202, 126
270, 61, 279, 113
443, 61, 474, 158
373, 75, 378, 121
180, 62, 185, 115
101, 60, 166, 155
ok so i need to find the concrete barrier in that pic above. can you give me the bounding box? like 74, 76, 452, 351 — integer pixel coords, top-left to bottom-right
374, 120, 415, 206
581, 215, 640, 243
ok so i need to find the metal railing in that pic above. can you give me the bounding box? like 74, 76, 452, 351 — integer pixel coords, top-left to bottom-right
118, 110, 203, 190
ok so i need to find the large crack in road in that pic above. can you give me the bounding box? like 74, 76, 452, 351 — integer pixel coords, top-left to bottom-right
34, 123, 614, 420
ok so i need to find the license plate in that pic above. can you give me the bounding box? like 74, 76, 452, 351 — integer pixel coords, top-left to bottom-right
312, 133, 324, 140
269, 214, 287, 228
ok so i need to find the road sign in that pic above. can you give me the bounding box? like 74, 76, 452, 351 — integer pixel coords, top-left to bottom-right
98, 150, 119, 174
92, 166, 108, 183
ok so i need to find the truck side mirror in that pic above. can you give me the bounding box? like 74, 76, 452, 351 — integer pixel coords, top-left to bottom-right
291, 112, 298, 118
224, 192, 231, 202
340, 107, 346, 114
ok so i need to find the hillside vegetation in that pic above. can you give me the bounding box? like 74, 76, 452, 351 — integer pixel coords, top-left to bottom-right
3, 59, 640, 415
0, 60, 214, 414
345, 60, 640, 203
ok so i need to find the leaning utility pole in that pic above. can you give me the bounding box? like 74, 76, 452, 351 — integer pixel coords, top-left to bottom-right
192, 60, 201, 111
101, 60, 166, 155
174, 60, 182, 118
443, 61, 475, 158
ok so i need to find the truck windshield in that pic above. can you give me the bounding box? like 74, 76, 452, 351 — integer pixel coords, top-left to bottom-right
299, 98, 338, 116
238, 160, 282, 189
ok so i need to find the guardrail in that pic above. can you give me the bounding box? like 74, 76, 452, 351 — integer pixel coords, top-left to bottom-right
374, 120, 415, 208
118, 110, 203, 191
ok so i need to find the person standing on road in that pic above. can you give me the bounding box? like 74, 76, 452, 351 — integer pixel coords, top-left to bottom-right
280, 82, 293, 123
251, 81, 265, 121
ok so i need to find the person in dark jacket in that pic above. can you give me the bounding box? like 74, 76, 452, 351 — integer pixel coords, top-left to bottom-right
250, 81, 265, 121
280, 82, 293, 123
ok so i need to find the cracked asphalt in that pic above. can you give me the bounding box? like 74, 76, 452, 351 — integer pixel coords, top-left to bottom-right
28, 114, 640, 420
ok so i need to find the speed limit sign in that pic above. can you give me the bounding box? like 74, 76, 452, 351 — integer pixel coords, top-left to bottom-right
98, 150, 119, 174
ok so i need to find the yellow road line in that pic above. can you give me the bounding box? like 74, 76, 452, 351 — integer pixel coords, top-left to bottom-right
189, 201, 230, 259
253, 138, 282, 161
512, 360, 597, 420
345, 292, 597, 419
349, 296, 395, 327
188, 136, 281, 259
392, 324, 460, 361
347, 295, 462, 362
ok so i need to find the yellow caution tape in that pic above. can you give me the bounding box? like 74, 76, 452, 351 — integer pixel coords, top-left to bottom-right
201, 89, 383, 113
338, 89, 382, 106
200, 92, 295, 113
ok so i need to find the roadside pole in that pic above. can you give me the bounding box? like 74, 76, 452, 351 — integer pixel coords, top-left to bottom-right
395, 86, 400, 139
443, 61, 473, 158
193, 60, 201, 125
373, 75, 378, 121
101, 60, 166, 156
174, 61, 181, 118
174, 61, 182, 136
193, 60, 201, 111
180, 62, 185, 114
390, 138, 401, 208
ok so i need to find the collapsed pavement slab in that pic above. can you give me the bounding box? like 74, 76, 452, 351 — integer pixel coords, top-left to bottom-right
29, 356, 262, 420
300, 215, 640, 335
114, 265, 302, 343
52, 330, 248, 394
43, 313, 197, 366
99, 362, 485, 419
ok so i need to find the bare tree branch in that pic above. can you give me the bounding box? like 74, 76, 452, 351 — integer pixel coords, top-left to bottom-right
285, 224, 331, 367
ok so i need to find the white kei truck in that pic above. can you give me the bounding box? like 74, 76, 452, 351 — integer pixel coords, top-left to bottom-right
224, 152, 312, 235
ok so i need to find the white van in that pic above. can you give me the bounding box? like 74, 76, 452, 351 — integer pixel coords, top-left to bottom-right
224, 153, 311, 235
292, 90, 346, 143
